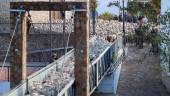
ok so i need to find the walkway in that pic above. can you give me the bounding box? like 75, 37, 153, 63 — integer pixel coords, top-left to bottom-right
117, 44, 170, 96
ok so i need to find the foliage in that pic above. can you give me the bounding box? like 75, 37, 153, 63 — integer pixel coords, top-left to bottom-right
90, 0, 98, 11
126, 24, 162, 45
126, 1, 160, 22
126, 2, 139, 15
107, 1, 160, 23
108, 1, 120, 8
98, 12, 116, 21
126, 33, 135, 43
149, 33, 162, 44
151, 0, 161, 14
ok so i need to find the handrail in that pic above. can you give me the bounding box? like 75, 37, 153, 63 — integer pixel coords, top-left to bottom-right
4, 37, 119, 96
90, 40, 117, 67
4, 49, 74, 96
90, 46, 111, 67
57, 79, 75, 96
28, 49, 74, 80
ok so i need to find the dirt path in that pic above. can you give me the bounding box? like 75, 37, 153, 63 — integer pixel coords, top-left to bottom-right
117, 44, 170, 96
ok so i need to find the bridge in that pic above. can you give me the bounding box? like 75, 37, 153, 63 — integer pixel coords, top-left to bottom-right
3, 35, 124, 96
0, 1, 124, 96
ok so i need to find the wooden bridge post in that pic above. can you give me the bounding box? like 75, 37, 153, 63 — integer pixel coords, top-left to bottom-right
21, 12, 27, 81
10, 11, 27, 88
74, 3, 90, 96
10, 1, 88, 93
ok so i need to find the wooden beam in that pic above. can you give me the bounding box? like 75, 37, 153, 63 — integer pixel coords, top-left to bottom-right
10, 2, 87, 11
10, 12, 27, 88
74, 10, 90, 96
10, 1, 89, 94
21, 12, 27, 80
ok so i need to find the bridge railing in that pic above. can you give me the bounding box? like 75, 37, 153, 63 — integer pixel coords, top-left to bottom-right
89, 43, 115, 94
4, 39, 123, 96
4, 50, 74, 96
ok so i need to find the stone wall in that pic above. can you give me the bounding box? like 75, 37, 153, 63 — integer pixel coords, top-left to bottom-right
93, 19, 137, 37
0, 19, 136, 51
0, 33, 74, 61
0, 19, 136, 62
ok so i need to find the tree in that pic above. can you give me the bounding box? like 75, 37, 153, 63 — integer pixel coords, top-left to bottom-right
126, 1, 160, 23
151, 0, 161, 14
90, 0, 98, 11
108, 1, 120, 8
98, 12, 115, 21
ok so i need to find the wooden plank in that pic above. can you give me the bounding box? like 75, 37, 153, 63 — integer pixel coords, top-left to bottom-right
74, 10, 90, 96
10, 2, 87, 11
21, 12, 27, 80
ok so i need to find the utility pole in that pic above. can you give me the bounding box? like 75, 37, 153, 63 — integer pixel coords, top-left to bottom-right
123, 0, 126, 47
62, 0, 66, 55
122, 0, 127, 58
92, 10, 96, 35
49, 0, 52, 60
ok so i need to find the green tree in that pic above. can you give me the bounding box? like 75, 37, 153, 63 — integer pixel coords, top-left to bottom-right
126, 1, 160, 22
90, 0, 98, 11
98, 12, 115, 21
151, 0, 161, 14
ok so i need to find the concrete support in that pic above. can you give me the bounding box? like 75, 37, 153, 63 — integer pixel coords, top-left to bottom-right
74, 10, 90, 96
10, 12, 27, 88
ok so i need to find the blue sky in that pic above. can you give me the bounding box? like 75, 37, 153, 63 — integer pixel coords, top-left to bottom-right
96, 0, 128, 15
97, 0, 170, 15
161, 0, 170, 13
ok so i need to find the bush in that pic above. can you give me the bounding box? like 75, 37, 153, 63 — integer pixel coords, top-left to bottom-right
98, 12, 116, 21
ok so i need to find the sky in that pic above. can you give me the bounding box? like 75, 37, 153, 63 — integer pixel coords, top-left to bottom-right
97, 0, 170, 15
161, 0, 170, 13
96, 0, 128, 15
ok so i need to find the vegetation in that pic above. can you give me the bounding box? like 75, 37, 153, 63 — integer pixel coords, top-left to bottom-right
98, 12, 117, 21
126, 1, 160, 22
108, 1, 120, 8
151, 0, 161, 14
90, 0, 98, 11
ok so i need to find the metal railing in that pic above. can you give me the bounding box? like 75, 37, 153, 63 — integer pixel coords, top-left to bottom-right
4, 49, 74, 96
4, 39, 124, 96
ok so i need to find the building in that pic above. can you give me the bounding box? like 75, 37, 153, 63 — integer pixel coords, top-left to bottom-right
0, 0, 74, 23
0, 0, 75, 34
